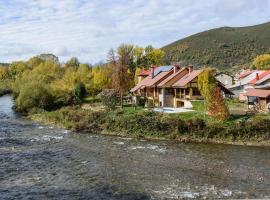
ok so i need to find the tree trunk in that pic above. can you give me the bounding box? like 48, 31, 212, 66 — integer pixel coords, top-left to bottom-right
120, 91, 123, 108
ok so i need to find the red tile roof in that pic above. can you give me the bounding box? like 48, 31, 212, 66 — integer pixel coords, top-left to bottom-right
157, 68, 188, 87
249, 70, 270, 84
130, 70, 173, 92
172, 70, 203, 87
246, 89, 270, 98
236, 71, 252, 79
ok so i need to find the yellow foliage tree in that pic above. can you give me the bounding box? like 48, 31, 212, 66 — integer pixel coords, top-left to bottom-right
92, 66, 111, 91
0, 66, 7, 79
253, 54, 270, 69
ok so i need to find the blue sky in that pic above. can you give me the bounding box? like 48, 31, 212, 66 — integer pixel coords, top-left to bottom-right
0, 0, 270, 64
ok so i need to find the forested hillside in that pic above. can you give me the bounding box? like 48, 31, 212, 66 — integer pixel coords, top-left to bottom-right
162, 22, 270, 69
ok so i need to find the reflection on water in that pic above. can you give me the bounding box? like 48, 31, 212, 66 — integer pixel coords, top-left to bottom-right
0, 95, 270, 199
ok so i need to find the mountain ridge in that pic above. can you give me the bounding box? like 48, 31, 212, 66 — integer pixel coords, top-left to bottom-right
162, 22, 270, 69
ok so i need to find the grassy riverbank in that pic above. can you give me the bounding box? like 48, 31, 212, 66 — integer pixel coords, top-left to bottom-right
30, 101, 270, 146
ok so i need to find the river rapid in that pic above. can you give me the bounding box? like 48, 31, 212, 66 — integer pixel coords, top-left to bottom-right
0, 95, 270, 199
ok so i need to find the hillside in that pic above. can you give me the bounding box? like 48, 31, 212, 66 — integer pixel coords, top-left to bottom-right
0, 63, 9, 67
162, 22, 270, 70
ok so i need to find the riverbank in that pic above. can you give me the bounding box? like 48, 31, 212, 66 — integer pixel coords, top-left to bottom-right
29, 104, 270, 147
0, 79, 12, 97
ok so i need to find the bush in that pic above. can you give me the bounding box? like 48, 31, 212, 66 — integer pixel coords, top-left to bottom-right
145, 99, 154, 108
98, 89, 120, 110
136, 96, 147, 107
15, 81, 53, 112
74, 80, 86, 100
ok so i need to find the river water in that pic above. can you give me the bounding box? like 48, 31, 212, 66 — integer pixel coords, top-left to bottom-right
0, 95, 270, 199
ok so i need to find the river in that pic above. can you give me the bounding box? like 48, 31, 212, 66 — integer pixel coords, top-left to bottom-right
0, 95, 270, 199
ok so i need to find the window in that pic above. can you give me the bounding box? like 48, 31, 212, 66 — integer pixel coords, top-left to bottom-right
192, 88, 201, 96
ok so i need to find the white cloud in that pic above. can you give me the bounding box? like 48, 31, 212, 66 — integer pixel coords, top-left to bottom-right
0, 0, 269, 63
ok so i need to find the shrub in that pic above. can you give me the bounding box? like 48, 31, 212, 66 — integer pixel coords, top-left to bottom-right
98, 89, 120, 110
16, 81, 53, 112
74, 80, 86, 100
145, 99, 154, 108
136, 96, 147, 107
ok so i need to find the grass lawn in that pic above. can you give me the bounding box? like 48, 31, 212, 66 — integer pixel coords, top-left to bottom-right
119, 100, 257, 125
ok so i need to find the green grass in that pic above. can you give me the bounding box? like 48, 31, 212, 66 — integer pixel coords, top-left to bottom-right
83, 96, 101, 104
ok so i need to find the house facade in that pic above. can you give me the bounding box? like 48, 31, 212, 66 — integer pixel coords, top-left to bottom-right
131, 65, 233, 108
246, 89, 270, 112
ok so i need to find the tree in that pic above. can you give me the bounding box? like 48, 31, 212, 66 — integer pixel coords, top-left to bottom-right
208, 87, 230, 120
143, 45, 164, 68
198, 68, 229, 121
253, 54, 270, 69
74, 80, 86, 100
91, 65, 111, 92
38, 53, 59, 63
8, 61, 30, 79
65, 57, 80, 69
27, 56, 45, 68
15, 80, 53, 112
0, 66, 7, 80
198, 68, 217, 102
50, 68, 78, 106
107, 45, 134, 107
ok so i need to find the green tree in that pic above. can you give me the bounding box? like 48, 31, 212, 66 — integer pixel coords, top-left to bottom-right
8, 61, 30, 79
74, 80, 86, 100
198, 68, 217, 102
65, 57, 80, 69
15, 80, 53, 112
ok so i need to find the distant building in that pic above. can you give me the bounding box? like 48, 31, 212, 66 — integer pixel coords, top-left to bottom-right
246, 89, 270, 112
229, 70, 270, 101
215, 72, 233, 87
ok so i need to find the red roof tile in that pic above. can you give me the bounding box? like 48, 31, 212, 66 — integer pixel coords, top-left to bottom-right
246, 89, 270, 98
236, 71, 252, 79
130, 70, 173, 92
172, 70, 203, 87
249, 70, 270, 84
157, 68, 188, 87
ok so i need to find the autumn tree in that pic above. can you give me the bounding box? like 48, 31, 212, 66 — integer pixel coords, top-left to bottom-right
107, 45, 134, 107
0, 66, 7, 80
198, 68, 217, 102
252, 54, 270, 69
208, 87, 230, 121
90, 65, 110, 93
198, 68, 229, 121
65, 57, 80, 69
8, 61, 30, 79
27, 56, 45, 68
143, 45, 164, 68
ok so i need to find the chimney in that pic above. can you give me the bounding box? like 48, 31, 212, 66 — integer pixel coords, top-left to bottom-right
173, 64, 179, 73
188, 65, 193, 74
256, 73, 259, 81
150, 65, 155, 78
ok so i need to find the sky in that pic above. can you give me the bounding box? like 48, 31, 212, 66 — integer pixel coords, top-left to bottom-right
0, 0, 270, 64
